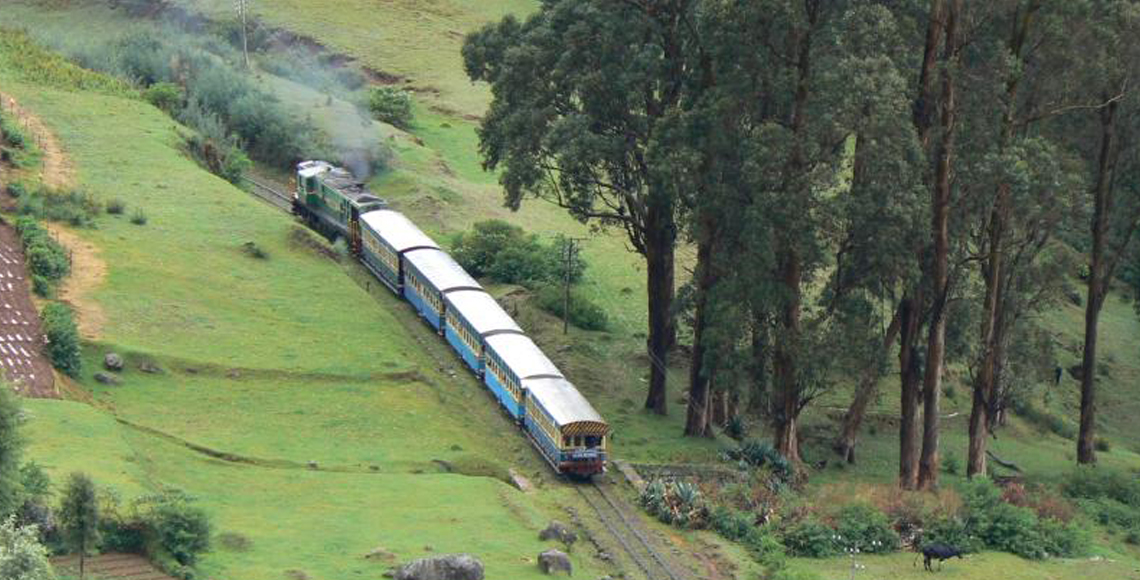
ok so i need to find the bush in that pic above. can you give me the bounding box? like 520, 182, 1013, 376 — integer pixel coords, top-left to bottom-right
130, 209, 148, 225
15, 217, 70, 296
368, 86, 414, 128
241, 242, 268, 260
959, 478, 1087, 559
534, 286, 609, 331
451, 221, 585, 287
1011, 399, 1077, 440
16, 186, 100, 227
722, 440, 791, 481
942, 451, 960, 475
6, 182, 27, 198
41, 303, 81, 377
106, 199, 126, 215
640, 479, 709, 529
1061, 467, 1140, 505
783, 518, 839, 558
143, 496, 211, 566
143, 81, 184, 114
922, 516, 981, 553
834, 504, 899, 553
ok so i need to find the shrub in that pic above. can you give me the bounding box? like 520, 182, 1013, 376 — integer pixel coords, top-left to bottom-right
41, 303, 81, 377
958, 478, 1086, 559
922, 516, 981, 553
710, 506, 754, 541
15, 217, 69, 296
941, 451, 960, 475
834, 504, 899, 553
783, 518, 839, 558
241, 242, 268, 260
16, 186, 100, 227
640, 479, 709, 529
130, 209, 148, 225
368, 86, 414, 128
534, 286, 609, 331
143, 82, 184, 114
106, 199, 126, 215
6, 182, 27, 198
0, 515, 55, 580
451, 221, 584, 287
722, 439, 791, 482
141, 495, 211, 566
1011, 399, 1077, 440
1061, 467, 1140, 506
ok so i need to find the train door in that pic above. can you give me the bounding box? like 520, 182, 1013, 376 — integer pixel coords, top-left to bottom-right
349, 207, 362, 256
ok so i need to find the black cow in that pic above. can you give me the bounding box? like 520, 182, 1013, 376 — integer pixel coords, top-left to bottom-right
915, 544, 963, 571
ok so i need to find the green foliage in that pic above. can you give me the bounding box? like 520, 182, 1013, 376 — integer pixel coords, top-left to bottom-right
178, 100, 252, 184
959, 478, 1086, 559
639, 479, 709, 529
16, 187, 100, 228
135, 491, 212, 568
721, 440, 791, 482
0, 110, 40, 169
922, 516, 981, 553
40, 303, 81, 378
451, 221, 585, 287
6, 182, 27, 198
105, 199, 125, 215
0, 384, 25, 517
783, 518, 840, 558
0, 30, 131, 96
368, 86, 413, 128
1011, 399, 1078, 440
14, 216, 70, 296
834, 504, 900, 553
1063, 467, 1140, 542
0, 515, 55, 580
58, 473, 99, 560
942, 451, 961, 475
143, 82, 183, 114
130, 209, 148, 226
534, 286, 608, 331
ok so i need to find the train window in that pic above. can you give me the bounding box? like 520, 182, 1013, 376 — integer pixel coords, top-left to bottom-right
562, 436, 570, 447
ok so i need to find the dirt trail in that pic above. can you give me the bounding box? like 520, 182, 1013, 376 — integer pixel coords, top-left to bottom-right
1, 93, 107, 339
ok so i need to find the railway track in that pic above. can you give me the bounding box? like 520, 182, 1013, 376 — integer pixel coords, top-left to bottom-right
242, 176, 293, 211
576, 481, 688, 580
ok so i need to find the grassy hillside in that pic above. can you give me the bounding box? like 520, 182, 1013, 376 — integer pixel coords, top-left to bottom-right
0, 33, 614, 579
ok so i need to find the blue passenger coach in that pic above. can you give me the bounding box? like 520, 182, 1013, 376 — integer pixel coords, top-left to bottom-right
443, 289, 522, 374
483, 333, 561, 419
524, 378, 608, 476
402, 249, 481, 332
360, 209, 438, 291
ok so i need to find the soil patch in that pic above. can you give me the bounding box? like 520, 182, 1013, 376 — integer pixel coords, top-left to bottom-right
0, 223, 56, 398
44, 224, 107, 340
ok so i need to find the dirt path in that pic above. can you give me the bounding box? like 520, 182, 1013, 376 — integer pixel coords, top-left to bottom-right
52, 553, 177, 580
1, 92, 107, 339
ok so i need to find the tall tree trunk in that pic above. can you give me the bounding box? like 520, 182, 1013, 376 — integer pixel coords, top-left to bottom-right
644, 201, 676, 415
967, 0, 1040, 480
834, 304, 902, 463
898, 293, 923, 489
748, 311, 770, 416
773, 247, 804, 465
918, 0, 963, 491
686, 218, 718, 436
914, 0, 946, 149
1078, 97, 1118, 464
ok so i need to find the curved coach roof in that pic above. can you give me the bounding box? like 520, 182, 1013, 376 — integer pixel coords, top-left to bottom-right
404, 249, 482, 293
525, 377, 608, 431
361, 209, 440, 253
445, 290, 522, 336
485, 333, 562, 380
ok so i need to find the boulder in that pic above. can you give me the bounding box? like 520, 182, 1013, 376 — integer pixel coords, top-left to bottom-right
538, 521, 576, 546
103, 353, 124, 372
393, 554, 484, 580
537, 549, 572, 576
93, 372, 121, 386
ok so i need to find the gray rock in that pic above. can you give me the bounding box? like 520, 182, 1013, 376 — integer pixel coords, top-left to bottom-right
103, 353, 123, 372
537, 549, 572, 576
538, 521, 577, 546
394, 554, 484, 580
94, 372, 121, 386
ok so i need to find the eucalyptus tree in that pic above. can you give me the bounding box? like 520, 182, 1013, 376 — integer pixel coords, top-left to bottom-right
463, 0, 701, 414
956, 0, 1087, 477
1067, 0, 1140, 464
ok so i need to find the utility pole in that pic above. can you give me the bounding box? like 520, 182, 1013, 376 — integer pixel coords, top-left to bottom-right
235, 0, 250, 70
561, 237, 584, 334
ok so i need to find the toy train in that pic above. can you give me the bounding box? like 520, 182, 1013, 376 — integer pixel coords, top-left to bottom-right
292, 161, 609, 476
